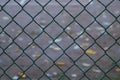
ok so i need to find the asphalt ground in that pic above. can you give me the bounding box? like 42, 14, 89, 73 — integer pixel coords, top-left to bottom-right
0, 0, 120, 80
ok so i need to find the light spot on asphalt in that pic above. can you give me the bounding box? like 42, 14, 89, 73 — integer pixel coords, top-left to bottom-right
73, 45, 80, 50
55, 38, 62, 43
18, 37, 24, 41
2, 16, 9, 20
19, 0, 26, 5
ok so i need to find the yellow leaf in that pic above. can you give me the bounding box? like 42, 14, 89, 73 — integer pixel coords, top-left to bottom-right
116, 68, 120, 72
33, 53, 40, 59
18, 72, 26, 78
86, 49, 96, 55
55, 61, 67, 67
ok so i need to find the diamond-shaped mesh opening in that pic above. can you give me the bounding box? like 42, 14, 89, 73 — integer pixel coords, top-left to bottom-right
65, 0, 83, 17
86, 22, 105, 39
24, 22, 42, 39
45, 22, 63, 39
107, 22, 120, 39
14, 11, 32, 27
86, 0, 105, 17
65, 65, 84, 79
35, 33, 52, 49
15, 54, 33, 71
25, 43, 42, 60
96, 11, 115, 28
23, 1, 42, 17
96, 33, 115, 50
3, 1, 21, 17
15, 32, 32, 49
0, 53, 13, 70
55, 10, 74, 28
44, 0, 63, 17
25, 65, 43, 79
5, 43, 23, 60
107, 66, 120, 80
106, 44, 120, 62
107, 0, 120, 17
85, 44, 104, 61
0, 32, 12, 49
76, 11, 94, 28
0, 11, 12, 27
65, 44, 84, 61
55, 32, 73, 50
65, 22, 84, 39
86, 66, 104, 80
76, 33, 94, 50
34, 11, 53, 28
4, 22, 22, 38
45, 44, 63, 60
76, 55, 94, 72
5, 64, 21, 79
96, 55, 115, 72
54, 54, 73, 71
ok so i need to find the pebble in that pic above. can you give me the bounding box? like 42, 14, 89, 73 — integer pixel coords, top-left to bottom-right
85, 38, 90, 41
73, 45, 80, 50
46, 73, 52, 78
53, 47, 61, 51
92, 69, 101, 73
53, 72, 57, 76
66, 27, 71, 30
12, 75, 19, 80
103, 22, 110, 26
82, 63, 91, 67
104, 47, 109, 50
71, 74, 77, 78
55, 38, 62, 43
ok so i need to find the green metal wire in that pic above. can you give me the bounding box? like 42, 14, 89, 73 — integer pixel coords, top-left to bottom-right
0, 0, 120, 80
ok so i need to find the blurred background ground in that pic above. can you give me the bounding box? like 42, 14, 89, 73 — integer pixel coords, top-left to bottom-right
0, 0, 120, 80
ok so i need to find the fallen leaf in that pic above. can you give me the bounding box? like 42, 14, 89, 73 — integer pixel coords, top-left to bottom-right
32, 53, 40, 59
92, 69, 101, 73
18, 72, 26, 79
55, 61, 67, 67
86, 49, 96, 55
116, 68, 120, 72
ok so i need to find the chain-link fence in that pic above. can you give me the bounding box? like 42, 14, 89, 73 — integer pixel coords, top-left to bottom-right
0, 0, 120, 80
